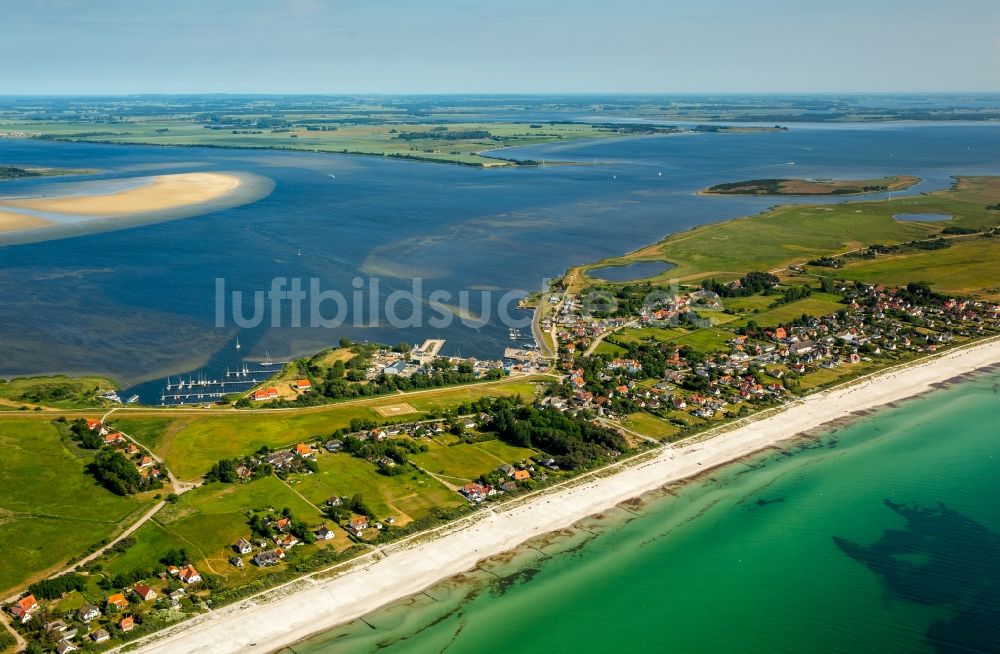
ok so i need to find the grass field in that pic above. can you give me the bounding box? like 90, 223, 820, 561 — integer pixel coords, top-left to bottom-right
289, 453, 463, 525
474, 438, 538, 463
112, 378, 541, 480
98, 475, 342, 583
574, 176, 1000, 290
833, 238, 1000, 300
0, 419, 154, 596
730, 293, 846, 328
623, 412, 681, 440
411, 439, 534, 481
611, 325, 739, 354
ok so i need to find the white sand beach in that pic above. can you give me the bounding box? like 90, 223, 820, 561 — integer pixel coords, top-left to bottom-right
119, 338, 1000, 654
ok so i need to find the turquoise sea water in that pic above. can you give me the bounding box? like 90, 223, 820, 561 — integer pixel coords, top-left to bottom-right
285, 369, 1000, 654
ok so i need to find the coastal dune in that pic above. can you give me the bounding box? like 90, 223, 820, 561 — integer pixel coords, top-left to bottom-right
120, 339, 1000, 654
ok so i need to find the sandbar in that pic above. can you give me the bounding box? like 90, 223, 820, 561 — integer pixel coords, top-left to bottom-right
1, 172, 242, 217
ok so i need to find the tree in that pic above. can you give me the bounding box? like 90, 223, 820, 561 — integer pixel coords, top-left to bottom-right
160, 548, 189, 567
206, 458, 239, 483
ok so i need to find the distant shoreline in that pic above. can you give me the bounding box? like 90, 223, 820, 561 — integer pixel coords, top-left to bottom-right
115, 337, 1000, 654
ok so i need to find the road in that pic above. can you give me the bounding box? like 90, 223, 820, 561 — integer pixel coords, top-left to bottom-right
583, 319, 638, 357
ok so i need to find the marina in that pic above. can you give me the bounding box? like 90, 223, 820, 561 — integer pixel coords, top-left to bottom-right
157, 359, 287, 406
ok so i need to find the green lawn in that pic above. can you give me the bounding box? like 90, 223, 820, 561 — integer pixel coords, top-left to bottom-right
593, 341, 628, 357
412, 441, 511, 481
623, 412, 680, 440
0, 418, 154, 596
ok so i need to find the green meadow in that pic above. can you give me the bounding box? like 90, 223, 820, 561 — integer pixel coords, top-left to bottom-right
411, 439, 536, 482
289, 453, 463, 526
834, 238, 1000, 300
112, 377, 540, 481
576, 176, 1000, 290
0, 418, 154, 596
0, 374, 118, 409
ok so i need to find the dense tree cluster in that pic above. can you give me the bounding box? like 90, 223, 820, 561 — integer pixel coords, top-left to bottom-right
701, 271, 780, 297
397, 129, 492, 140
27, 573, 86, 600
487, 400, 630, 470
88, 450, 161, 495
68, 418, 103, 449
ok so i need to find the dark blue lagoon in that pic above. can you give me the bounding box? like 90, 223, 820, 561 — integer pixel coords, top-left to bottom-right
588, 260, 675, 281
1, 123, 999, 394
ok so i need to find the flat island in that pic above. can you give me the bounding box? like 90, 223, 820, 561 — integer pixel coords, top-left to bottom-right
1, 163, 98, 180
702, 175, 919, 196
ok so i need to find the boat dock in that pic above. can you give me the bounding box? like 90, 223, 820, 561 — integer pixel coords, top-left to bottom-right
413, 338, 446, 364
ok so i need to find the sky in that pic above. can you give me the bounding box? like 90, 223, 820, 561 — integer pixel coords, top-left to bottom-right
2, 0, 999, 94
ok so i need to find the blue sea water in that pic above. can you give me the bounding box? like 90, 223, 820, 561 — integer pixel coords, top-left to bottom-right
1, 123, 998, 396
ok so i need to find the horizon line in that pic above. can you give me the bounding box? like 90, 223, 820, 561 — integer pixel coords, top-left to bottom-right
2, 90, 1000, 98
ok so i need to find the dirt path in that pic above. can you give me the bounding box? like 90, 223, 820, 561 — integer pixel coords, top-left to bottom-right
0, 611, 26, 651
277, 477, 323, 513
583, 319, 638, 356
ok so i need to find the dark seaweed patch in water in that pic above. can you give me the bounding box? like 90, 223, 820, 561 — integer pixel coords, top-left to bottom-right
490, 566, 542, 597
834, 500, 1000, 654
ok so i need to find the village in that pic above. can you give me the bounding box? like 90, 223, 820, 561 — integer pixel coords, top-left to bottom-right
541, 275, 1000, 433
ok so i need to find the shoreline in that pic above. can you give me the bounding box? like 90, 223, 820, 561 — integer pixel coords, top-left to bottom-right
117, 337, 1000, 654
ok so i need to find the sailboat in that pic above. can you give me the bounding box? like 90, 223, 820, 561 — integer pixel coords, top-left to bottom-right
235, 337, 241, 351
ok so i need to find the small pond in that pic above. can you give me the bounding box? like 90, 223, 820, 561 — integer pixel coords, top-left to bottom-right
588, 260, 676, 282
